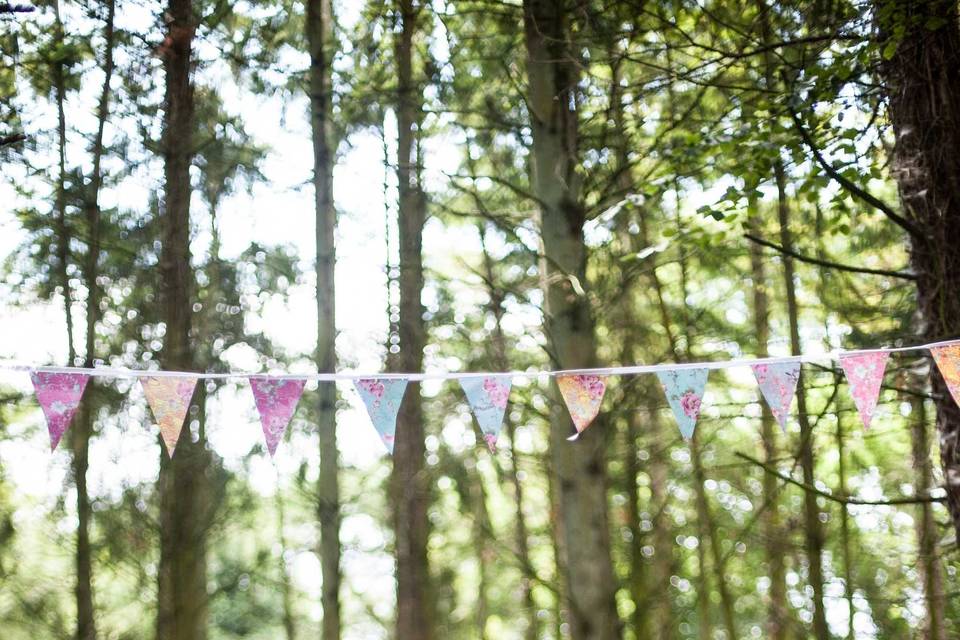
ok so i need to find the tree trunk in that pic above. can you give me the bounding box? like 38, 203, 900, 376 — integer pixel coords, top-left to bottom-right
909, 385, 946, 640
305, 0, 341, 637
156, 1, 209, 638
52, 0, 75, 368
71, 2, 116, 637
522, 1, 621, 638
277, 491, 298, 640
391, 1, 432, 638
874, 0, 960, 541
775, 167, 829, 640
747, 208, 789, 640
478, 223, 538, 640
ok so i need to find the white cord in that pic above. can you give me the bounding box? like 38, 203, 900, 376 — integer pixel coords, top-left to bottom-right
1, 338, 954, 382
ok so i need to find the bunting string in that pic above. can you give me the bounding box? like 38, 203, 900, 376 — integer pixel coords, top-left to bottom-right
2, 338, 957, 381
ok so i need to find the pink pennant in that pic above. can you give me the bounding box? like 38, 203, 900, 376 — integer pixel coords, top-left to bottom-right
30, 371, 89, 451
840, 352, 889, 429
140, 376, 198, 457
556, 374, 607, 438
931, 344, 960, 407
249, 377, 305, 456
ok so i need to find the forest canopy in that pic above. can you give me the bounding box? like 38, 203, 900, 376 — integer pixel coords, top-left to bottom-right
1, 0, 959, 639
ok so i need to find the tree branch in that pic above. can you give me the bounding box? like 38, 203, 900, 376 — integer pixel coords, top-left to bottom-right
0, 133, 27, 148
744, 233, 917, 280
0, 2, 33, 13
787, 108, 923, 238
735, 451, 945, 505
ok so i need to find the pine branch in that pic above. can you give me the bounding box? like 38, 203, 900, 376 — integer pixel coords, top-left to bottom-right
735, 451, 945, 505
0, 133, 26, 147
787, 108, 923, 238
744, 232, 917, 280
0, 3, 34, 14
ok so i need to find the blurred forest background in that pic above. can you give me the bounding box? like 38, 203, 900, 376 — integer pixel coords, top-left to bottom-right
1, 0, 959, 639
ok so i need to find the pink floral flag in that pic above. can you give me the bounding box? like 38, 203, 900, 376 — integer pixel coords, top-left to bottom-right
249, 377, 306, 457
751, 361, 801, 431
656, 368, 708, 440
30, 371, 90, 451
140, 376, 198, 457
839, 352, 889, 429
354, 378, 407, 454
460, 375, 512, 452
556, 374, 607, 438
931, 344, 960, 407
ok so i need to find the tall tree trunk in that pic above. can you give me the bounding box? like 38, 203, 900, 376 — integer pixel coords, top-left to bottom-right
522, 1, 621, 638
391, 1, 432, 638
52, 0, 75, 367
874, 0, 960, 541
156, 2, 208, 639
774, 168, 829, 640
747, 208, 788, 640
305, 0, 341, 637
477, 223, 538, 640
277, 490, 298, 640
909, 384, 946, 640
71, 2, 116, 637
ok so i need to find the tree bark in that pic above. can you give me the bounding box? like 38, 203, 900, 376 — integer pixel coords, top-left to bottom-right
874, 0, 960, 541
775, 167, 829, 640
522, 1, 621, 638
156, 1, 209, 639
71, 2, 116, 637
305, 0, 341, 637
391, 1, 432, 638
747, 209, 789, 640
909, 384, 946, 640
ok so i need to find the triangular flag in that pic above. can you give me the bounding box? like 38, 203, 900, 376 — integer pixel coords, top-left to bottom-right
30, 371, 90, 451
656, 368, 709, 440
249, 377, 305, 457
751, 361, 801, 431
141, 376, 198, 457
931, 344, 960, 407
556, 374, 607, 438
840, 352, 889, 429
460, 375, 512, 452
354, 378, 407, 454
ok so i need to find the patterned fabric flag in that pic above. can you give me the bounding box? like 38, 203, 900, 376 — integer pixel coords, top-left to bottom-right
556, 374, 607, 438
751, 361, 801, 431
30, 371, 90, 451
656, 368, 709, 440
840, 352, 889, 429
460, 375, 512, 452
249, 377, 306, 457
141, 376, 198, 457
354, 378, 407, 454
931, 344, 960, 407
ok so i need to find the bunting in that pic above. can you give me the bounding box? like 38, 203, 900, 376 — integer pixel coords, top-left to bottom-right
460, 375, 512, 451
16, 339, 960, 459
751, 361, 800, 431
839, 352, 889, 429
657, 368, 709, 439
249, 377, 305, 456
141, 376, 198, 457
557, 374, 607, 438
354, 378, 407, 453
30, 371, 89, 451
930, 344, 960, 406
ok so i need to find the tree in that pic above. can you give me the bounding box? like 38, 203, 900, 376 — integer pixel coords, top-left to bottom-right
521, 1, 621, 638
391, 1, 433, 639
305, 0, 341, 636
155, 1, 211, 638
875, 0, 960, 541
